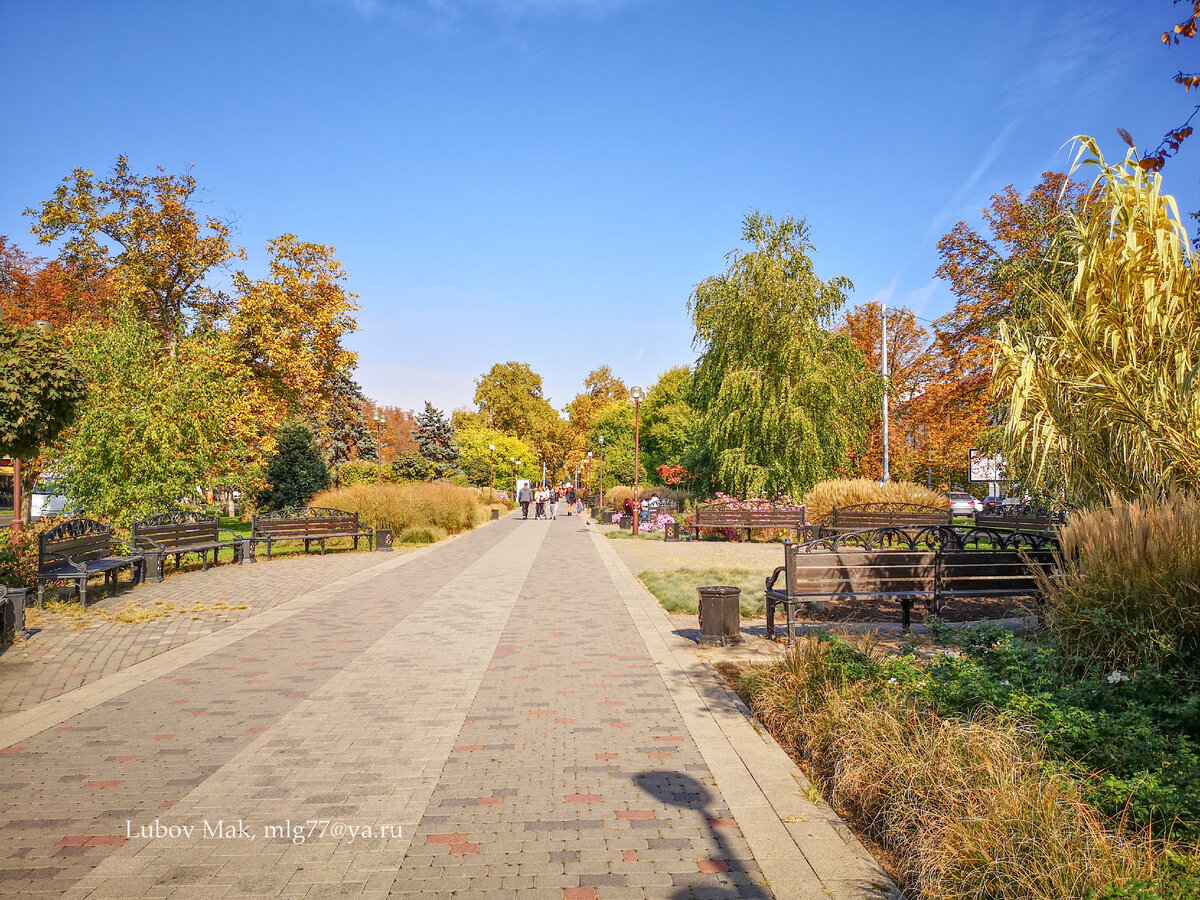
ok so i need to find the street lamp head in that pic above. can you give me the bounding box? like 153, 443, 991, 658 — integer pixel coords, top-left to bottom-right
587, 451, 593, 459
488, 444, 495, 452
32, 319, 52, 333
630, 386, 645, 402
598, 435, 604, 447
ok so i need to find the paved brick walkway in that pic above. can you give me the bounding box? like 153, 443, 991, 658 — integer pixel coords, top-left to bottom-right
0, 515, 893, 900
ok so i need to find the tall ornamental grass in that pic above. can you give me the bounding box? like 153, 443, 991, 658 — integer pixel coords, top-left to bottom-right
311, 482, 482, 535
742, 636, 1175, 900
802, 478, 945, 524
1044, 493, 1200, 677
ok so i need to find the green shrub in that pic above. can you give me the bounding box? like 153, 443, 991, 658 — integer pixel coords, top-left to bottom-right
398, 525, 448, 544
260, 421, 330, 510
311, 482, 480, 534
337, 459, 388, 487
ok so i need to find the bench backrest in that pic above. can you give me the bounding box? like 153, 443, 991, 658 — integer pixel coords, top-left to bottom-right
825, 503, 949, 532
39, 518, 113, 574
131, 512, 220, 549
939, 549, 1057, 598
786, 549, 937, 601
694, 507, 806, 528
973, 513, 1057, 532
253, 507, 361, 539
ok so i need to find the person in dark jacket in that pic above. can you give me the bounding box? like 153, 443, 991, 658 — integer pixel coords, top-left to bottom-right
517, 483, 533, 519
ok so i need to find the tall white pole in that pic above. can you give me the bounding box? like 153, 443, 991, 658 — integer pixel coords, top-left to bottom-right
881, 302, 891, 484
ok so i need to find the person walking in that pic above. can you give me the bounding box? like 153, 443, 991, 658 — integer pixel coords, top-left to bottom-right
517, 482, 533, 519
548, 488, 557, 520
534, 487, 546, 520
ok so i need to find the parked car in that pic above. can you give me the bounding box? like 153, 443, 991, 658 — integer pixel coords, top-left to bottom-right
30, 490, 70, 519
946, 491, 983, 517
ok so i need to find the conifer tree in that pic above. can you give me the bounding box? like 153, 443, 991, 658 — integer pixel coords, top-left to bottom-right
259, 420, 331, 510
415, 402, 460, 477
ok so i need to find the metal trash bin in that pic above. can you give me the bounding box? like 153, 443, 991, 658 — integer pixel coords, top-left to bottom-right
1, 586, 27, 638
375, 529, 394, 551
491, 508, 501, 520
697, 585, 741, 645
618, 514, 633, 530
664, 522, 680, 542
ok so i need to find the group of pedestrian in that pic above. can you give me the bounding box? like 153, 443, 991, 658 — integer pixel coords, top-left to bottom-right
515, 484, 585, 521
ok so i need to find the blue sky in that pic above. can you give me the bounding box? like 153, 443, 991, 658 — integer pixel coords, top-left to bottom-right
2, 0, 1198, 413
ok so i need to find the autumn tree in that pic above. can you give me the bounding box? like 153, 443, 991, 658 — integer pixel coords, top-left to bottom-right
0, 237, 109, 328
25, 156, 240, 335
365, 405, 418, 463
566, 366, 628, 434
994, 138, 1200, 502
230, 234, 359, 427
690, 211, 879, 498
933, 171, 1092, 488
839, 303, 938, 481
473, 361, 571, 479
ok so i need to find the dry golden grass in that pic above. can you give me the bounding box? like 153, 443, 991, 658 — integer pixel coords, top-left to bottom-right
312, 482, 482, 535
802, 478, 946, 524
743, 635, 1163, 900
1042, 493, 1200, 675
24, 598, 250, 631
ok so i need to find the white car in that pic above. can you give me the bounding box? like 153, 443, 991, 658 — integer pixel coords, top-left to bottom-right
945, 492, 983, 517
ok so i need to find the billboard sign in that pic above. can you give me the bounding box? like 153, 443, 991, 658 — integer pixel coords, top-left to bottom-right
968, 449, 1005, 483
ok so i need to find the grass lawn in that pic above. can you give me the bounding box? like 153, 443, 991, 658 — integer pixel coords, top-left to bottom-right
638, 566, 767, 618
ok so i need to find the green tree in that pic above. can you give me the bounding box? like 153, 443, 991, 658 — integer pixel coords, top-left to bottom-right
390, 448, 433, 482
0, 322, 87, 462
474, 362, 549, 437
588, 402, 643, 490
689, 211, 879, 498
455, 427, 537, 490
52, 309, 259, 524
415, 402, 460, 476
259, 420, 330, 510
25, 156, 241, 335
640, 366, 698, 480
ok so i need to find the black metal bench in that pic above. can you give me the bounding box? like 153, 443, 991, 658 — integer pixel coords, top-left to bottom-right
974, 506, 1065, 533
37, 518, 145, 607
820, 502, 950, 536
251, 507, 373, 559
131, 511, 248, 582
765, 526, 1058, 641
690, 506, 807, 540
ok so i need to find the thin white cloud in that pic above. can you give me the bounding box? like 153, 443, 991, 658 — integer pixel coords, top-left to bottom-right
925, 119, 1020, 241
317, 0, 643, 29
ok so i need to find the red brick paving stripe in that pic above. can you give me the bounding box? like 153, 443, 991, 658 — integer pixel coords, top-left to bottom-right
653, 735, 684, 742
615, 810, 654, 820
595, 753, 617, 761
622, 849, 638, 862
82, 780, 123, 789
555, 718, 574, 724
609, 722, 630, 728
697, 859, 730, 873
647, 752, 670, 762
0, 746, 25, 753
114, 755, 140, 763
152, 734, 175, 740
708, 817, 738, 828
564, 889, 598, 900
528, 709, 557, 716
56, 835, 90, 847
425, 833, 471, 845
449, 842, 479, 854
85, 835, 129, 846
160, 801, 177, 809
564, 794, 601, 803
477, 797, 503, 806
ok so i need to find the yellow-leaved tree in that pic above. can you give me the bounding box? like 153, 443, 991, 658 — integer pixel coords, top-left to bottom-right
230, 234, 360, 432
994, 136, 1200, 503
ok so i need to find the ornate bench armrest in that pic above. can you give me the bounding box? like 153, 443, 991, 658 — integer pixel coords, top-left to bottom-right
42, 551, 88, 575
134, 536, 167, 551
766, 565, 786, 593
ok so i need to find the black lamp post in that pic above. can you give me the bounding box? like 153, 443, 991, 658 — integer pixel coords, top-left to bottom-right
372, 411, 387, 486
488, 444, 495, 503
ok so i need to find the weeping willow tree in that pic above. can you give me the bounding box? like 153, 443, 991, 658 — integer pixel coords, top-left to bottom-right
689, 211, 880, 498
994, 136, 1200, 503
